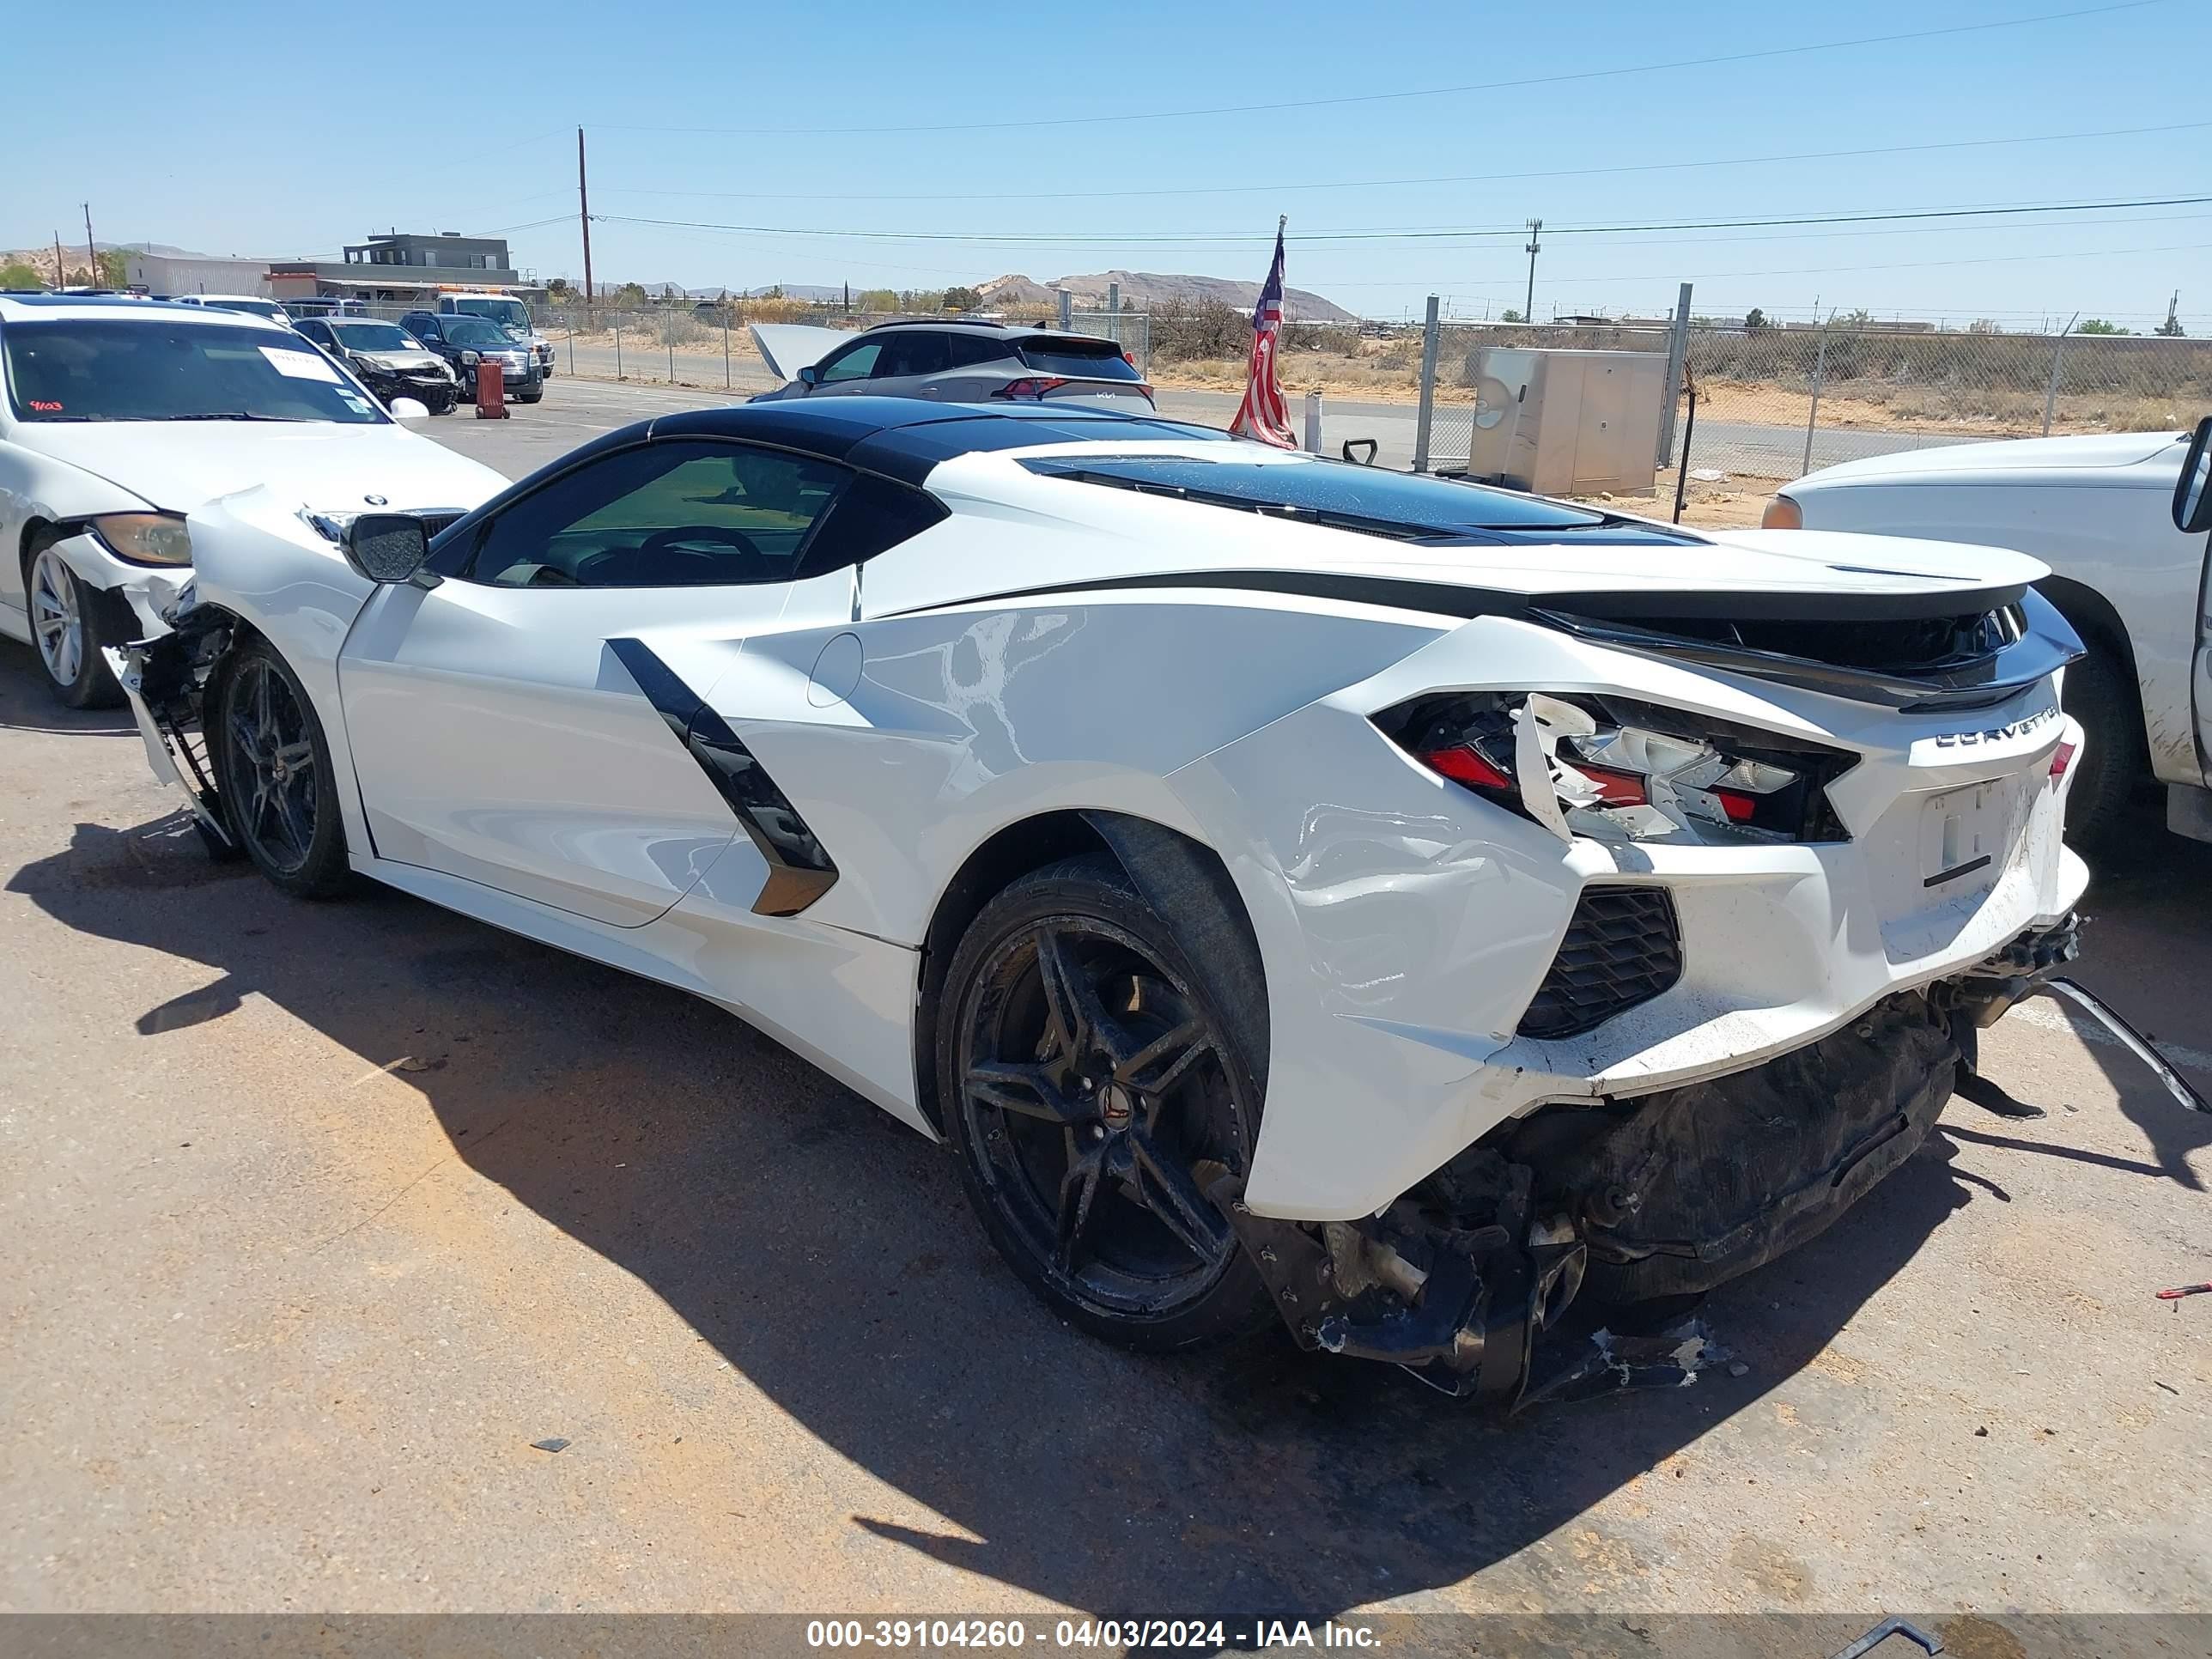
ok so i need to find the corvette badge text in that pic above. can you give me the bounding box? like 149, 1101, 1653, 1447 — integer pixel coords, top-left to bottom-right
1931, 705, 2061, 747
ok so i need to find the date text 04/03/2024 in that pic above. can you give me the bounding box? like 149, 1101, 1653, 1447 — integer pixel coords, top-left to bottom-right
803, 1620, 1382, 1649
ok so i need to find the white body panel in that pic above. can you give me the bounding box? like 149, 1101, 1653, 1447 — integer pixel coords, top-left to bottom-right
151, 428, 2093, 1229
1784, 430, 2211, 793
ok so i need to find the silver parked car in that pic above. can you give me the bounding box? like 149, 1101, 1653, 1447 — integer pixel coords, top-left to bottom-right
750, 319, 1155, 412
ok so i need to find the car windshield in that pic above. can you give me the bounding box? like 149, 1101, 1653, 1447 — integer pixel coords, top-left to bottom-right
3, 319, 384, 424
441, 318, 511, 348
454, 299, 531, 333
331, 322, 416, 351
1019, 453, 1620, 538
202, 299, 289, 325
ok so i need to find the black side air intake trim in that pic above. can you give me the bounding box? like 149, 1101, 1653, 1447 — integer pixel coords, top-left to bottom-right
1518, 885, 1684, 1040
607, 637, 837, 918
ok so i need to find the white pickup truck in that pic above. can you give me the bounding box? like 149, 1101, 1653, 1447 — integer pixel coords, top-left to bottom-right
1769, 417, 2212, 843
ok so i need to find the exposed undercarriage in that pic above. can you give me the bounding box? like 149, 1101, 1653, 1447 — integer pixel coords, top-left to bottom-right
1216, 915, 2201, 1406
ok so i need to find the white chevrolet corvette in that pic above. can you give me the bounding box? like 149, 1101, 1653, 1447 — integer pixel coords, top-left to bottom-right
109, 396, 2191, 1401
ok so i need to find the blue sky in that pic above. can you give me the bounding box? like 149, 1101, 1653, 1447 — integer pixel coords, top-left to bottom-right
12, 0, 2209, 328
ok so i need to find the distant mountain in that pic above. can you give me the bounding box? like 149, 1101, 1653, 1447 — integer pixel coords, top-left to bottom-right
975, 274, 1058, 307
1049, 270, 1354, 323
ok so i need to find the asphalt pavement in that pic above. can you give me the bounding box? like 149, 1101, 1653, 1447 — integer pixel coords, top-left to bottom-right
3, 377, 2207, 1629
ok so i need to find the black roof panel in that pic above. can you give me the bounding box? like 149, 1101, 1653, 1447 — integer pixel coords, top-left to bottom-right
641, 397, 1227, 482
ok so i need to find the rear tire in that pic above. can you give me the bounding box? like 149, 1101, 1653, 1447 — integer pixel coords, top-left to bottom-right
27, 544, 124, 710
210, 638, 353, 899
936, 854, 1273, 1353
2058, 628, 2145, 847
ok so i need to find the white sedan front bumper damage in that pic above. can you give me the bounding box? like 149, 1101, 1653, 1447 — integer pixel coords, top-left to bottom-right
51, 529, 191, 640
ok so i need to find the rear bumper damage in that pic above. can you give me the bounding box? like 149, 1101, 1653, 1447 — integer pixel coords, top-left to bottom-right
1217, 911, 2204, 1404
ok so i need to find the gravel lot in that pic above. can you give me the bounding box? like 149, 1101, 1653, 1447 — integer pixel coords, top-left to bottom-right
3, 380, 2208, 1635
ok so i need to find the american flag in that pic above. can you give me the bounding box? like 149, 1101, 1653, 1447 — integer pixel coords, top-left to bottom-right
1229, 218, 1296, 448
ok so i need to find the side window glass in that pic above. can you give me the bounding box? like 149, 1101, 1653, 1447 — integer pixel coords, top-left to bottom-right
945, 333, 1005, 368
464, 441, 851, 590
874, 332, 950, 379
794, 475, 948, 580
815, 341, 880, 385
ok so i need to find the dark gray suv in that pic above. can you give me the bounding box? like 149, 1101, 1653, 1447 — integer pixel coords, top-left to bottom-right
754, 320, 1154, 411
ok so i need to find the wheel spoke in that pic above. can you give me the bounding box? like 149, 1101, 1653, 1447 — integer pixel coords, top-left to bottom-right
276, 740, 314, 773
252, 665, 272, 734
965, 1059, 1087, 1125
276, 780, 314, 858
1052, 1144, 1106, 1274
1031, 926, 1099, 1059
1128, 1126, 1232, 1265
1117, 1018, 1210, 1103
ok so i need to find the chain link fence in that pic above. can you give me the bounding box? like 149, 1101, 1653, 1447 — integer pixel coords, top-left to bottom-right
313, 294, 2205, 493
1389, 304, 2209, 497
1680, 323, 2212, 481
1064, 307, 1151, 374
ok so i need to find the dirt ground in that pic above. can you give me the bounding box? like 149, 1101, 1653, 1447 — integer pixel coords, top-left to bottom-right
4, 595, 2210, 1637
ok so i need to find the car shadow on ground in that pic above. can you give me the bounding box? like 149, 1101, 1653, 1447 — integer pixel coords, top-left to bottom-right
0, 641, 136, 736
7, 811, 2104, 1613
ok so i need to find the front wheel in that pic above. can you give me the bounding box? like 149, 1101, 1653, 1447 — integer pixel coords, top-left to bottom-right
211, 639, 353, 898
936, 854, 1273, 1352
27, 545, 124, 709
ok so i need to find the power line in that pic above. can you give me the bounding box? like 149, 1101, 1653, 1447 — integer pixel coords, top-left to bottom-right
588, 195, 2212, 250
564, 120, 2212, 207
586, 1, 2169, 137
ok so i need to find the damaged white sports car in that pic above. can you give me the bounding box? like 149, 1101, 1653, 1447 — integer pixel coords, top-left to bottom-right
111, 397, 2202, 1401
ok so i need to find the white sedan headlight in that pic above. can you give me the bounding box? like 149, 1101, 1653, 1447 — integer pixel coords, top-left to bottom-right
89, 513, 194, 567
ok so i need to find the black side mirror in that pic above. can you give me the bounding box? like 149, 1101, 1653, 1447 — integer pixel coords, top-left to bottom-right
2173, 415, 2212, 536
1341, 438, 1379, 466
343, 514, 430, 584
797, 364, 820, 388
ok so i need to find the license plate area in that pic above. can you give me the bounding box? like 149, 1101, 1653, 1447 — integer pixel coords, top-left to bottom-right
1917, 781, 2007, 898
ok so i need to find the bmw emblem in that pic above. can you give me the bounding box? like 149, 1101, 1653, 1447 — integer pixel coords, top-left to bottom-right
364, 494, 388, 506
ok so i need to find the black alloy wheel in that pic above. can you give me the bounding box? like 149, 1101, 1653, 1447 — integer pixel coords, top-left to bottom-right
942, 857, 1271, 1350
214, 641, 351, 897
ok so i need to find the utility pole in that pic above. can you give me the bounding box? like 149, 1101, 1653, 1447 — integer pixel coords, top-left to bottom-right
1522, 218, 1541, 322
53, 232, 65, 289
82, 204, 97, 287
577, 127, 595, 317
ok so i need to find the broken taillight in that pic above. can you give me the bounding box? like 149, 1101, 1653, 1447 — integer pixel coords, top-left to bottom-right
2050, 739, 2077, 781
1383, 691, 1857, 845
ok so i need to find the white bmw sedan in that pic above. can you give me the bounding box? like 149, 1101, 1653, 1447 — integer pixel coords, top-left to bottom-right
0, 294, 505, 707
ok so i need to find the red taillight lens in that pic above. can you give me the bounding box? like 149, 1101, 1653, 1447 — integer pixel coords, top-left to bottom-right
1122, 350, 1136, 368
2050, 739, 2077, 781
1575, 763, 1648, 809
994, 376, 1069, 400
1711, 787, 1759, 822
1421, 744, 1514, 791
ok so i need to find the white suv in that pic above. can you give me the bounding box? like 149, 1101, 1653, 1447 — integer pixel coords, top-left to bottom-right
0, 295, 505, 706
